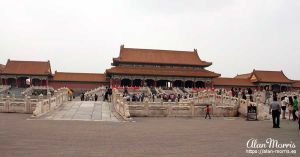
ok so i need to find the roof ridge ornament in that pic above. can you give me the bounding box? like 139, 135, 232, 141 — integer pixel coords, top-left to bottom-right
194, 49, 197, 53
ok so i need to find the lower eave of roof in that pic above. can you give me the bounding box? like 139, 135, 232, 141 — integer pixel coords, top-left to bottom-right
50, 80, 109, 83
253, 81, 293, 84
214, 85, 256, 87
1, 73, 51, 76
106, 72, 219, 78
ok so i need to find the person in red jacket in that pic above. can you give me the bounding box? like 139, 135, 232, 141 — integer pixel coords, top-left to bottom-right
205, 105, 211, 119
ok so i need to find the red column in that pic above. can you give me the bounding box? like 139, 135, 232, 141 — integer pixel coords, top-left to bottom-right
130, 80, 133, 87
114, 79, 117, 87
110, 79, 113, 88
141, 80, 145, 87
117, 79, 121, 87
112, 79, 115, 88
208, 81, 212, 89
154, 81, 157, 87
16, 78, 18, 87
46, 79, 48, 86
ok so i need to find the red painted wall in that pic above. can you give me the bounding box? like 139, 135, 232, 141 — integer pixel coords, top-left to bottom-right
49, 81, 109, 90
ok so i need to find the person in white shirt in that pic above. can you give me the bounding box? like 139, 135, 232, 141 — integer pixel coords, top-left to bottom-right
281, 96, 289, 119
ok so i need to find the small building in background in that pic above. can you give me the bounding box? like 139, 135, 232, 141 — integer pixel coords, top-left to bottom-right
212, 77, 256, 90
0, 64, 5, 85
1, 59, 52, 87
49, 71, 109, 94
292, 81, 300, 91
248, 70, 293, 92
214, 70, 294, 92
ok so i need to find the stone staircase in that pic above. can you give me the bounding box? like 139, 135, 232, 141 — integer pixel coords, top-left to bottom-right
150, 87, 157, 95
173, 87, 184, 95
84, 87, 106, 96
5, 87, 27, 97
0, 85, 11, 94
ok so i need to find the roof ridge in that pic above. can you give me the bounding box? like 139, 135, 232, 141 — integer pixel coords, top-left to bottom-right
123, 47, 195, 53
217, 77, 249, 80
237, 73, 251, 75
254, 69, 282, 72
8, 59, 49, 63
55, 71, 104, 75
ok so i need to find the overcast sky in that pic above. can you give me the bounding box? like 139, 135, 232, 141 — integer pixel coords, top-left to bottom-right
0, 0, 299, 79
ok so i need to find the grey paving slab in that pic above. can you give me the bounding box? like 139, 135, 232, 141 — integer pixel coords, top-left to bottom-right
92, 103, 102, 120
38, 101, 118, 122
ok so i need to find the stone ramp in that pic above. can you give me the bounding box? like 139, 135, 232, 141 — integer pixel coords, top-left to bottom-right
37, 101, 119, 122
262, 104, 272, 120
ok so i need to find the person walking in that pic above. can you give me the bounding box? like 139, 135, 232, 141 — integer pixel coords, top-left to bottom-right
265, 89, 271, 105
288, 97, 294, 120
94, 94, 98, 101
80, 93, 84, 101
205, 105, 211, 119
298, 103, 300, 130
152, 93, 155, 102
269, 96, 281, 128
104, 91, 108, 101
293, 96, 298, 121
108, 87, 112, 102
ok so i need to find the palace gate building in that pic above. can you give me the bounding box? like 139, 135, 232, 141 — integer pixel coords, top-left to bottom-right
106, 45, 220, 88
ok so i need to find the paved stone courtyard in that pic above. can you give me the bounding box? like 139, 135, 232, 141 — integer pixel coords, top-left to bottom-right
37, 101, 118, 122
0, 112, 300, 157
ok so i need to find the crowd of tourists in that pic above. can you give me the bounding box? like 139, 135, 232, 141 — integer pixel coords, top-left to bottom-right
103, 87, 112, 102
80, 93, 99, 101
121, 87, 196, 102
122, 87, 146, 102
154, 93, 193, 102
80, 87, 112, 102
216, 88, 254, 101
121, 86, 256, 103
269, 93, 299, 130
123, 92, 146, 102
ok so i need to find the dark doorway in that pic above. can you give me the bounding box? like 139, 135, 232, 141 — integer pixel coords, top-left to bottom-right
173, 80, 183, 87
121, 79, 131, 87
195, 81, 205, 88
157, 80, 169, 87
185, 80, 194, 88
145, 79, 154, 87
32, 78, 42, 86
133, 79, 142, 87
7, 78, 17, 87
271, 84, 280, 92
